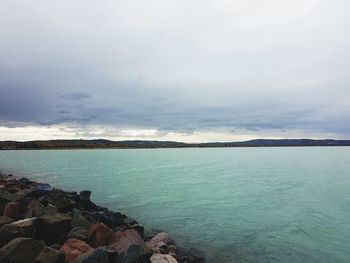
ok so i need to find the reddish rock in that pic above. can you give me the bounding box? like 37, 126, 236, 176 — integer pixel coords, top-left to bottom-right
3, 202, 21, 219
59, 238, 94, 263
111, 229, 145, 254
87, 223, 113, 248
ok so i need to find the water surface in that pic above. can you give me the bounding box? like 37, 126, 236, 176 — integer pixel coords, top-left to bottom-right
0, 147, 349, 262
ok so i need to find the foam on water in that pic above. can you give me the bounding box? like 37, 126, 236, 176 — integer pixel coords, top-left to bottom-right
0, 147, 349, 262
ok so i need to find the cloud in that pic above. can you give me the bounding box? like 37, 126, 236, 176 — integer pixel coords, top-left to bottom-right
0, 0, 349, 140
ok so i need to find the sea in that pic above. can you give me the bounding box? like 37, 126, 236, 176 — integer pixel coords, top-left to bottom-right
0, 147, 349, 262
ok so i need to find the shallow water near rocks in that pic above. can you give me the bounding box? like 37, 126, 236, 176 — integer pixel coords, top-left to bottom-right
0, 147, 350, 262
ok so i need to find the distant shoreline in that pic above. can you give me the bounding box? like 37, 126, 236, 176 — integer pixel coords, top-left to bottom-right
1, 138, 350, 150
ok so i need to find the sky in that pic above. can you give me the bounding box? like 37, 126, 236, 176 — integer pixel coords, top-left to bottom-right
0, 0, 349, 142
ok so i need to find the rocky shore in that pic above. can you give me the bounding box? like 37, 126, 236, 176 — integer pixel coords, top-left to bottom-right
0, 173, 204, 263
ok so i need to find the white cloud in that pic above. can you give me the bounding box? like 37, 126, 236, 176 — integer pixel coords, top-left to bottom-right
0, 0, 349, 140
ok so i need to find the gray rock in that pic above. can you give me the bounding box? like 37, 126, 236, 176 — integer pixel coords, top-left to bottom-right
25, 199, 57, 218
0, 216, 14, 228
67, 227, 89, 242
118, 244, 151, 263
70, 208, 96, 229
46, 192, 77, 212
98, 246, 119, 263
123, 217, 137, 225
0, 217, 37, 248
34, 246, 65, 263
0, 191, 15, 215
0, 237, 45, 263
90, 210, 124, 228
75, 248, 110, 263
79, 191, 91, 202
36, 213, 72, 245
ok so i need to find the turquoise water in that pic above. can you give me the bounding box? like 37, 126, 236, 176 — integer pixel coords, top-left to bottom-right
0, 147, 350, 262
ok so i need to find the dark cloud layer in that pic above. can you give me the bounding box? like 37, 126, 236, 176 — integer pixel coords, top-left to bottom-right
0, 1, 350, 139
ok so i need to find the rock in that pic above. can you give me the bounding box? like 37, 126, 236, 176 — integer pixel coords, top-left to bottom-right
51, 244, 63, 250
150, 254, 178, 263
25, 199, 57, 218
111, 229, 145, 254
74, 248, 109, 263
158, 243, 169, 254
34, 246, 65, 263
98, 246, 119, 262
129, 224, 144, 236
0, 218, 37, 247
146, 232, 175, 254
0, 237, 45, 263
79, 191, 91, 202
176, 248, 205, 263
36, 213, 72, 245
47, 192, 77, 213
70, 209, 96, 229
114, 225, 130, 233
3, 202, 21, 219
22, 184, 54, 199
33, 183, 54, 192
59, 238, 94, 263
77, 191, 96, 211
0, 191, 15, 215
90, 210, 124, 228
67, 227, 89, 242
178, 255, 205, 263
18, 178, 30, 184
119, 244, 152, 263
88, 222, 113, 248
0, 216, 14, 228
123, 217, 137, 225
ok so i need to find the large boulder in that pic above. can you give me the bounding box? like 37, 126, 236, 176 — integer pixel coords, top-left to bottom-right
88, 222, 113, 248
34, 246, 65, 263
59, 238, 94, 263
0, 237, 45, 263
36, 213, 72, 245
150, 254, 178, 263
111, 229, 145, 254
0, 217, 37, 247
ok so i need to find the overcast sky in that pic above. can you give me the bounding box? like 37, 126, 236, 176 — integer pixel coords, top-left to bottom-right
0, 0, 349, 142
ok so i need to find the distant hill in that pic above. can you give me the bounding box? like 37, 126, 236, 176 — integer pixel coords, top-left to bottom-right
0, 139, 350, 150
